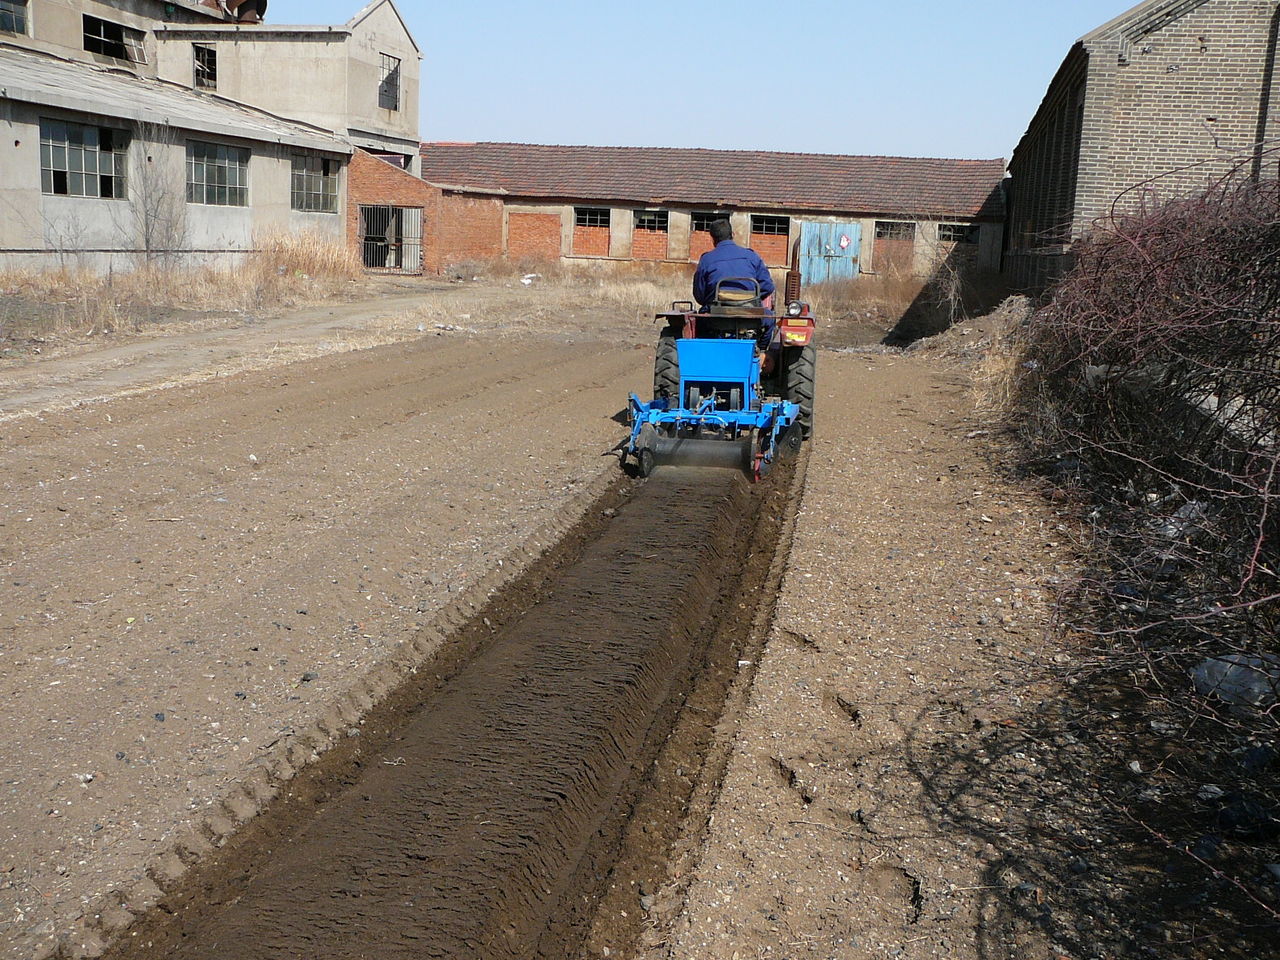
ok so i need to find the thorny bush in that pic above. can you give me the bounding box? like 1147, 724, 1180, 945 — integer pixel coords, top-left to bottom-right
1020, 176, 1280, 671
1008, 173, 1280, 928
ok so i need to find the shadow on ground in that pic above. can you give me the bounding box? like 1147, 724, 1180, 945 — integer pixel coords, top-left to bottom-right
901, 613, 1279, 959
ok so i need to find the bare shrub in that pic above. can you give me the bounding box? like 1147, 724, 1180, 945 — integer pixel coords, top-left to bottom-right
1000, 172, 1280, 928
1016, 173, 1280, 676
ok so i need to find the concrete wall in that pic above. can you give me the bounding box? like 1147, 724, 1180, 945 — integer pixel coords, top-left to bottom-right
153, 1, 421, 170
344, 0, 420, 163
0, 100, 346, 271
11, 0, 217, 74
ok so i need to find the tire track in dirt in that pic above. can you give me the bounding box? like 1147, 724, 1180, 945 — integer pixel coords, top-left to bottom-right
105, 466, 789, 960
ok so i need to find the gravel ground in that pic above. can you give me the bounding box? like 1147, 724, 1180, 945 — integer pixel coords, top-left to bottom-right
658, 351, 1074, 960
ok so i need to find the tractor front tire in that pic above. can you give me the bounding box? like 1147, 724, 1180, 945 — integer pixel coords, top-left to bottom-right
784, 344, 817, 439
654, 335, 679, 402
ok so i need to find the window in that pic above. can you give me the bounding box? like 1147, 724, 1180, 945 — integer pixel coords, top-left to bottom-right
575, 207, 610, 228
875, 221, 915, 240
186, 141, 249, 206
750, 214, 789, 235
83, 14, 147, 63
378, 53, 400, 111
691, 211, 728, 232
0, 0, 28, 34
291, 154, 338, 213
193, 44, 217, 90
39, 119, 129, 199
634, 210, 668, 232
937, 222, 979, 244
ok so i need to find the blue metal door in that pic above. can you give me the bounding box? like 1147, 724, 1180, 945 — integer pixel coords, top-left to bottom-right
799, 221, 861, 284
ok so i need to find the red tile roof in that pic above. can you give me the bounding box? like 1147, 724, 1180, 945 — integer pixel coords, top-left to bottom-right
420, 142, 1006, 220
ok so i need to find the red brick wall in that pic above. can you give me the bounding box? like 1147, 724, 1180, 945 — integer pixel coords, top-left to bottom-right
572, 225, 610, 257
508, 213, 562, 260
436, 193, 503, 267
689, 230, 714, 261
346, 149, 440, 272
631, 228, 669, 261
750, 232, 790, 267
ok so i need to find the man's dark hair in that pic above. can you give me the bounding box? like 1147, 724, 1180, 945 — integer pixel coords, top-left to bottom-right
709, 219, 733, 244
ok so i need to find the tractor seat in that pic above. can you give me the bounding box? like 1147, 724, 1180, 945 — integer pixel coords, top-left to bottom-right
709, 286, 766, 317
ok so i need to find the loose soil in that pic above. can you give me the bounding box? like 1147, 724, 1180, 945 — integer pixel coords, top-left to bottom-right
3, 280, 1270, 960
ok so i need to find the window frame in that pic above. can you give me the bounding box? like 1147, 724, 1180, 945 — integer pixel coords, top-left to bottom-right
39, 118, 130, 200
290, 154, 339, 214
186, 140, 250, 207
634, 209, 669, 232
937, 222, 979, 244
574, 206, 610, 229
749, 214, 790, 236
690, 211, 728, 233
874, 220, 916, 241
193, 43, 217, 90
378, 53, 401, 111
83, 14, 147, 64
0, 0, 28, 35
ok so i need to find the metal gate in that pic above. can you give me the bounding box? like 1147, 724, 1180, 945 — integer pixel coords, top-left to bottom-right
798, 221, 861, 285
359, 205, 423, 274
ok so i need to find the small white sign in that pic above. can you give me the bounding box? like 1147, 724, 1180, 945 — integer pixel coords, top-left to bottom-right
839, 234, 851, 249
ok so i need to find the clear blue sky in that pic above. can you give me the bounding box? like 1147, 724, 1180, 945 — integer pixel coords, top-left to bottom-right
268, 0, 1131, 161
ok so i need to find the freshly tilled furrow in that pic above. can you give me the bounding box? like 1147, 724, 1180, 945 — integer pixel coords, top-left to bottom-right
123, 468, 768, 960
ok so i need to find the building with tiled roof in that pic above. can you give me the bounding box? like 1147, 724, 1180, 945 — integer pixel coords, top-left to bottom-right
419, 142, 1007, 282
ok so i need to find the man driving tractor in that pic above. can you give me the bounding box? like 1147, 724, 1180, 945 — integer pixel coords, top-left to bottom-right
693, 218, 777, 348
693, 220, 775, 313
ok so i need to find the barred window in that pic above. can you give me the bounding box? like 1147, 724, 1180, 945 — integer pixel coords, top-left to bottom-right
193, 43, 217, 90
875, 221, 915, 240
691, 211, 728, 232
186, 141, 248, 206
378, 53, 400, 111
83, 14, 146, 63
937, 222, 979, 244
291, 154, 338, 213
39, 119, 129, 199
0, 0, 28, 34
575, 207, 609, 228
750, 214, 789, 236
634, 210, 668, 232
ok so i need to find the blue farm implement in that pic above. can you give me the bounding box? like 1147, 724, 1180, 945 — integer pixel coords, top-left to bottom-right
626, 278, 818, 480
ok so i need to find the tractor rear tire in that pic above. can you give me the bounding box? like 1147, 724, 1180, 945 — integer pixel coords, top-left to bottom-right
654, 335, 679, 402
784, 344, 817, 439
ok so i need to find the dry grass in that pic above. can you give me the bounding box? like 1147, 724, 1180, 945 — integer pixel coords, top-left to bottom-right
436, 257, 689, 327
0, 232, 361, 343
970, 306, 1029, 415
805, 273, 926, 320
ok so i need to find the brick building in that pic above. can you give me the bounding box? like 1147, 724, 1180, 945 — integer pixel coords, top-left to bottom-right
418, 142, 1006, 285
1006, 0, 1280, 289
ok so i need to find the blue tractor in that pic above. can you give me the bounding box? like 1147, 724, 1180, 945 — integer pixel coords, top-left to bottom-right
626, 279, 818, 479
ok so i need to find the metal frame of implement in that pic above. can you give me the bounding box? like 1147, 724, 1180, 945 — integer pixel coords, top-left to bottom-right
627, 337, 800, 479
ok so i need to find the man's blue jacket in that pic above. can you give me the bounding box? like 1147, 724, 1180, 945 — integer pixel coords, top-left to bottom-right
693, 239, 776, 306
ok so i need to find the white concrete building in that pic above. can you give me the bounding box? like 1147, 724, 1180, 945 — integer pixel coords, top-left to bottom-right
0, 0, 421, 270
